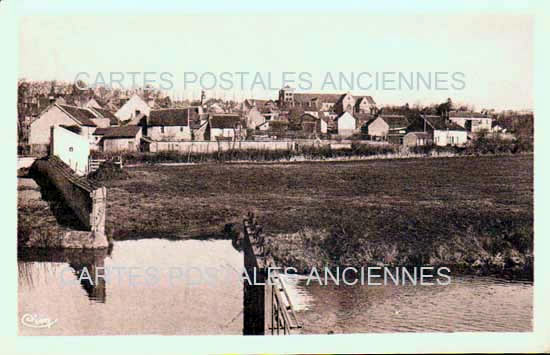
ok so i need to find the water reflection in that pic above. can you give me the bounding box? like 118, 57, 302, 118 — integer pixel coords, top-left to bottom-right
18, 239, 244, 335
18, 247, 111, 303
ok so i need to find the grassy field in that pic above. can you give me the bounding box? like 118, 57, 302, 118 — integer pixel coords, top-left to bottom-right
103, 155, 533, 276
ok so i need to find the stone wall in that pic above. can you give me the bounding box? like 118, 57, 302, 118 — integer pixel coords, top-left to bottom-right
148, 140, 296, 153
31, 156, 108, 248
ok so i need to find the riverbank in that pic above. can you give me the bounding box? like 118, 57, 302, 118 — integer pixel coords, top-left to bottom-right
95, 154, 533, 278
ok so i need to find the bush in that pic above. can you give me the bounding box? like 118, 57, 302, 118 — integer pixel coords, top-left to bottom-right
469, 132, 528, 155
88, 161, 130, 182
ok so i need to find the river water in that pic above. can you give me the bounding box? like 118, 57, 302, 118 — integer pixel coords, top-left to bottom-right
284, 274, 533, 333
18, 239, 244, 335
18, 239, 532, 335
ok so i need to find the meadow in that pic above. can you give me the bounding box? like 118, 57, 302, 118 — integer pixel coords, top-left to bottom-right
102, 154, 533, 277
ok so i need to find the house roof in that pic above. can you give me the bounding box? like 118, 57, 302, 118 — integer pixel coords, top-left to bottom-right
334, 93, 351, 106
90, 107, 119, 125
378, 115, 409, 129
98, 125, 141, 139
57, 104, 97, 126
148, 109, 196, 126
423, 115, 466, 131
93, 127, 110, 136
209, 114, 242, 129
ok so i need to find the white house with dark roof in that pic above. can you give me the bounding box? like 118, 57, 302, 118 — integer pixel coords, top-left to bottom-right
115, 94, 151, 123
422, 115, 467, 146
29, 104, 99, 146
94, 126, 142, 152
206, 114, 243, 141
146, 108, 196, 141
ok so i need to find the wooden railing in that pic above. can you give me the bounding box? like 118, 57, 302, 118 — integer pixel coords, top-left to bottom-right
243, 213, 302, 335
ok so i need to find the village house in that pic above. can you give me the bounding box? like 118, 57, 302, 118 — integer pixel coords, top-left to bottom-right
115, 94, 151, 123
242, 99, 280, 127
448, 111, 493, 133
29, 104, 99, 148
334, 93, 356, 115
94, 126, 142, 152
403, 132, 433, 147
354, 96, 377, 114
335, 112, 357, 137
254, 99, 279, 121
367, 115, 409, 143
299, 113, 328, 134
206, 114, 243, 141
146, 108, 197, 141
278, 86, 341, 112
245, 107, 266, 130
278, 87, 377, 118
422, 115, 468, 146
355, 113, 376, 133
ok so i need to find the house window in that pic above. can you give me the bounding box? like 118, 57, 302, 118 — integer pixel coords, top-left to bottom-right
160, 126, 165, 133
180, 127, 184, 132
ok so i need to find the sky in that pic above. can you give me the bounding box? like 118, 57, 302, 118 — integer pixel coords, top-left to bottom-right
19, 13, 533, 110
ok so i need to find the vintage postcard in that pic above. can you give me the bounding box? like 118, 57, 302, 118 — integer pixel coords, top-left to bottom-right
4, 0, 549, 354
